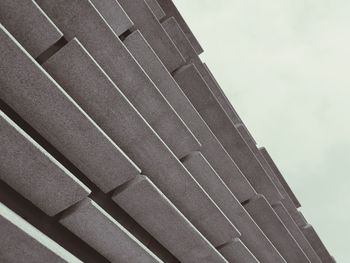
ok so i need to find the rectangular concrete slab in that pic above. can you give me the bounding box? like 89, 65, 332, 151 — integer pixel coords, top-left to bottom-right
181, 152, 286, 263
37, 0, 200, 159
0, 111, 90, 216
113, 175, 228, 263
90, 0, 134, 36
173, 63, 282, 204
145, 0, 166, 20
218, 238, 259, 263
0, 24, 140, 193
59, 198, 161, 263
123, 30, 256, 202
244, 195, 310, 263
42, 37, 237, 248
0, 202, 82, 263
0, 0, 63, 58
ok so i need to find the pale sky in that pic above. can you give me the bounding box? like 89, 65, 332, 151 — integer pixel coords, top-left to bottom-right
174, 0, 349, 261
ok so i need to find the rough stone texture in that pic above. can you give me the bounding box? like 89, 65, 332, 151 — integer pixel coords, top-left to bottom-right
173, 63, 282, 204
302, 224, 334, 263
59, 198, 161, 263
0, 202, 81, 263
244, 195, 310, 263
113, 175, 228, 263
90, 0, 134, 36
218, 238, 259, 263
117, 0, 185, 72
0, 110, 90, 216
145, 0, 166, 20
272, 202, 322, 262
42, 37, 237, 248
181, 152, 286, 263
37, 0, 199, 159
0, 24, 140, 193
156, 0, 203, 54
0, 0, 63, 58
124, 30, 255, 202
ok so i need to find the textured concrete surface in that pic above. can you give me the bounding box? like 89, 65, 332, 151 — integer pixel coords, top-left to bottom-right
145, 0, 166, 20
0, 0, 63, 58
113, 175, 228, 263
218, 238, 259, 263
0, 25, 140, 193
60, 198, 161, 263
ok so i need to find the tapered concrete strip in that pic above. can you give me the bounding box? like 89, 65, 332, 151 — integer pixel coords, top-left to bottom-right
123, 30, 255, 202
90, 0, 133, 36
302, 224, 334, 263
173, 63, 282, 204
59, 198, 161, 263
156, 0, 203, 54
217, 238, 259, 263
181, 152, 286, 263
37, 0, 199, 159
272, 203, 322, 262
0, 0, 63, 58
117, 0, 185, 72
113, 175, 228, 263
42, 38, 238, 248
145, 0, 166, 20
244, 195, 310, 262
0, 111, 90, 216
0, 202, 82, 263
0, 25, 140, 193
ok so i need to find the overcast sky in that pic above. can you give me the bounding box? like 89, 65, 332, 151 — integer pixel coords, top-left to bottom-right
174, 0, 349, 261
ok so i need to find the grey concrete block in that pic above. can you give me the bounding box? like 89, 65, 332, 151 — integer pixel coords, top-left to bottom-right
145, 0, 166, 20
124, 30, 255, 202
0, 111, 90, 216
272, 203, 322, 262
41, 37, 237, 248
0, 0, 63, 58
90, 0, 134, 36
113, 175, 228, 263
244, 195, 310, 263
117, 0, 185, 72
302, 224, 334, 263
37, 0, 200, 159
156, 0, 203, 54
173, 63, 282, 204
181, 152, 286, 263
0, 202, 81, 263
0, 24, 140, 193
218, 238, 259, 263
59, 198, 161, 263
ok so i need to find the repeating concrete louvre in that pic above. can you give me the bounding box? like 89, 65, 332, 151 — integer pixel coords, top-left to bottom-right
145, 0, 166, 20
244, 195, 310, 262
0, 25, 140, 193
0, 110, 90, 216
302, 224, 334, 263
217, 238, 259, 263
90, 0, 134, 36
112, 175, 229, 263
181, 152, 286, 263
42, 37, 239, 248
37, 0, 200, 159
0, 0, 63, 58
173, 63, 282, 204
272, 203, 322, 263
155, 0, 204, 54
0, 202, 82, 263
59, 198, 161, 263
117, 0, 185, 72
123, 30, 256, 202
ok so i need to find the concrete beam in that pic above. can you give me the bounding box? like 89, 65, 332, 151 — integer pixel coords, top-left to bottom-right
0, 25, 140, 193
145, 0, 166, 20
113, 175, 228, 263
218, 238, 259, 263
37, 0, 200, 159
0, 0, 63, 58
59, 198, 161, 263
